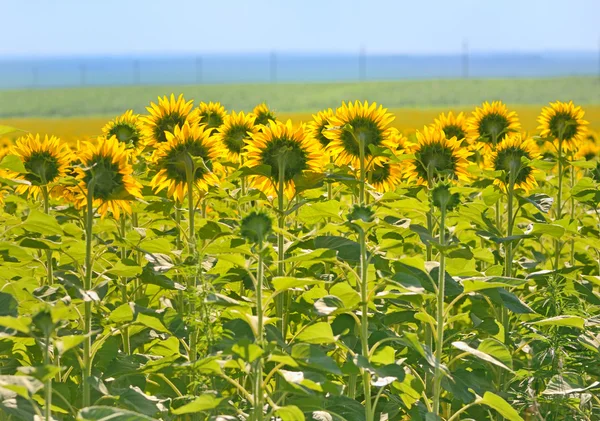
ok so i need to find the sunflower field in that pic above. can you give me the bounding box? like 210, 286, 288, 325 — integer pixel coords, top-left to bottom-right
0, 95, 599, 421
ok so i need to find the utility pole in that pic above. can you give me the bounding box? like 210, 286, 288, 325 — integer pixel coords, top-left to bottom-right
462, 39, 469, 79
195, 56, 203, 84
133, 59, 141, 85
359, 45, 366, 82
270, 51, 277, 83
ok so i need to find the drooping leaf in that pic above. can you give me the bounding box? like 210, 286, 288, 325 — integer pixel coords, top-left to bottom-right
477, 392, 524, 421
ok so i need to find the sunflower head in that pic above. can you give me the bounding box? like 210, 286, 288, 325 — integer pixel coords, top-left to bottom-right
309, 108, 335, 149
537, 101, 588, 152
467, 101, 521, 149
485, 132, 540, 193
324, 101, 396, 169
75, 135, 142, 218
432, 111, 468, 145
8, 134, 72, 199
243, 119, 322, 199
240, 211, 273, 245
150, 122, 224, 203
198, 102, 227, 131
365, 158, 403, 193
216, 111, 258, 163
141, 94, 199, 146
253, 103, 277, 127
102, 110, 146, 150
575, 141, 600, 162
405, 126, 472, 186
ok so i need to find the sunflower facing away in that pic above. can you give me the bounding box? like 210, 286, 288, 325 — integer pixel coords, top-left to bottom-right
102, 110, 146, 150
432, 111, 469, 145
198, 102, 227, 131
538, 101, 588, 152
74, 135, 142, 218
405, 126, 472, 186
216, 111, 258, 163
575, 141, 599, 162
150, 122, 224, 203
309, 108, 335, 149
243, 119, 322, 199
253, 103, 277, 127
485, 132, 540, 193
8, 134, 72, 199
141, 94, 199, 145
467, 101, 521, 149
324, 101, 396, 170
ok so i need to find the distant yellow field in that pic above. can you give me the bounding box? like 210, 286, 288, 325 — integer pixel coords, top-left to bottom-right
3, 105, 600, 143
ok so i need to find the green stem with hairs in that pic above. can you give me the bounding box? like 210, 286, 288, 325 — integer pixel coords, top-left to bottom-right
119, 216, 131, 356
554, 135, 565, 271
185, 160, 198, 364
276, 158, 287, 338
254, 243, 265, 421
359, 228, 372, 421
44, 331, 52, 421
569, 162, 576, 266
432, 204, 447, 416
82, 181, 95, 408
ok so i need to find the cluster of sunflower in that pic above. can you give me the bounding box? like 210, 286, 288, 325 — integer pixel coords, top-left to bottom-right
0, 95, 593, 223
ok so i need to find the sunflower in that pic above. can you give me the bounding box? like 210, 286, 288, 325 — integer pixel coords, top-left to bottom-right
102, 110, 146, 150
575, 141, 600, 162
365, 159, 403, 193
0, 137, 13, 160
253, 103, 277, 127
432, 111, 468, 145
538, 101, 588, 152
150, 122, 224, 203
141, 94, 199, 145
216, 111, 258, 163
198, 101, 227, 131
309, 108, 335, 149
7, 134, 72, 199
485, 133, 540, 193
243, 119, 322, 199
324, 101, 396, 170
467, 101, 521, 149
404, 126, 472, 186
73, 135, 142, 218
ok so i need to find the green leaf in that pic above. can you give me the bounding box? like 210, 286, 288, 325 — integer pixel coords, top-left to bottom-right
452, 341, 512, 371
120, 386, 167, 417
529, 315, 585, 329
0, 316, 31, 334
477, 392, 524, 421
0, 155, 26, 173
0, 125, 20, 136
77, 406, 158, 420
297, 200, 343, 224
56, 335, 86, 355
272, 277, 325, 291
462, 279, 512, 293
171, 394, 223, 414
23, 210, 62, 236
0, 375, 43, 398
296, 322, 335, 344
108, 260, 143, 277
478, 338, 513, 370
276, 405, 305, 421
521, 193, 553, 213
529, 223, 565, 238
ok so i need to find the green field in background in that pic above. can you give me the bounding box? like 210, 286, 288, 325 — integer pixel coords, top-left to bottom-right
1, 77, 599, 118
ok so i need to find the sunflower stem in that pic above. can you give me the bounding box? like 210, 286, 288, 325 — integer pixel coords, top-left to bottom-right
44, 331, 52, 421
500, 179, 515, 393
358, 228, 372, 421
185, 160, 198, 364
554, 137, 564, 271
276, 159, 287, 339
82, 181, 95, 408
569, 161, 576, 266
432, 203, 447, 416
119, 216, 131, 356
358, 133, 366, 206
41, 186, 53, 288
254, 242, 265, 421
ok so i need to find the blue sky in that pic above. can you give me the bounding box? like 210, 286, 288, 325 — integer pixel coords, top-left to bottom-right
3, 0, 599, 57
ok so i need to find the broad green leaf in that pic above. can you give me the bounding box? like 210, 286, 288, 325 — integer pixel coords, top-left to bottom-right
452, 341, 512, 371
529, 223, 565, 238
0, 375, 43, 398
0, 154, 26, 173
543, 374, 600, 395
276, 405, 305, 421
297, 200, 343, 223
0, 316, 31, 334
108, 261, 143, 277
77, 406, 158, 421
120, 386, 167, 417
529, 315, 585, 329
296, 322, 335, 344
272, 276, 324, 291
478, 338, 513, 370
23, 210, 62, 236
56, 335, 86, 355
477, 392, 524, 421
0, 125, 20, 136
109, 303, 135, 324
462, 279, 512, 293
171, 394, 223, 414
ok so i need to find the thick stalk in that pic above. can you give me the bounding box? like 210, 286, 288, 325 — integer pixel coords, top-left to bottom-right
82, 184, 94, 408
44, 334, 52, 421
186, 169, 198, 363
119, 217, 131, 356
254, 244, 265, 421
500, 181, 515, 394
554, 138, 564, 271
359, 229, 372, 421
432, 205, 447, 416
276, 161, 286, 338
569, 164, 576, 266
41, 186, 53, 287
358, 135, 366, 206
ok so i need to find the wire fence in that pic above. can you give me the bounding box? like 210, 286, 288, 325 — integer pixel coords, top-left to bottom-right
1, 50, 598, 90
